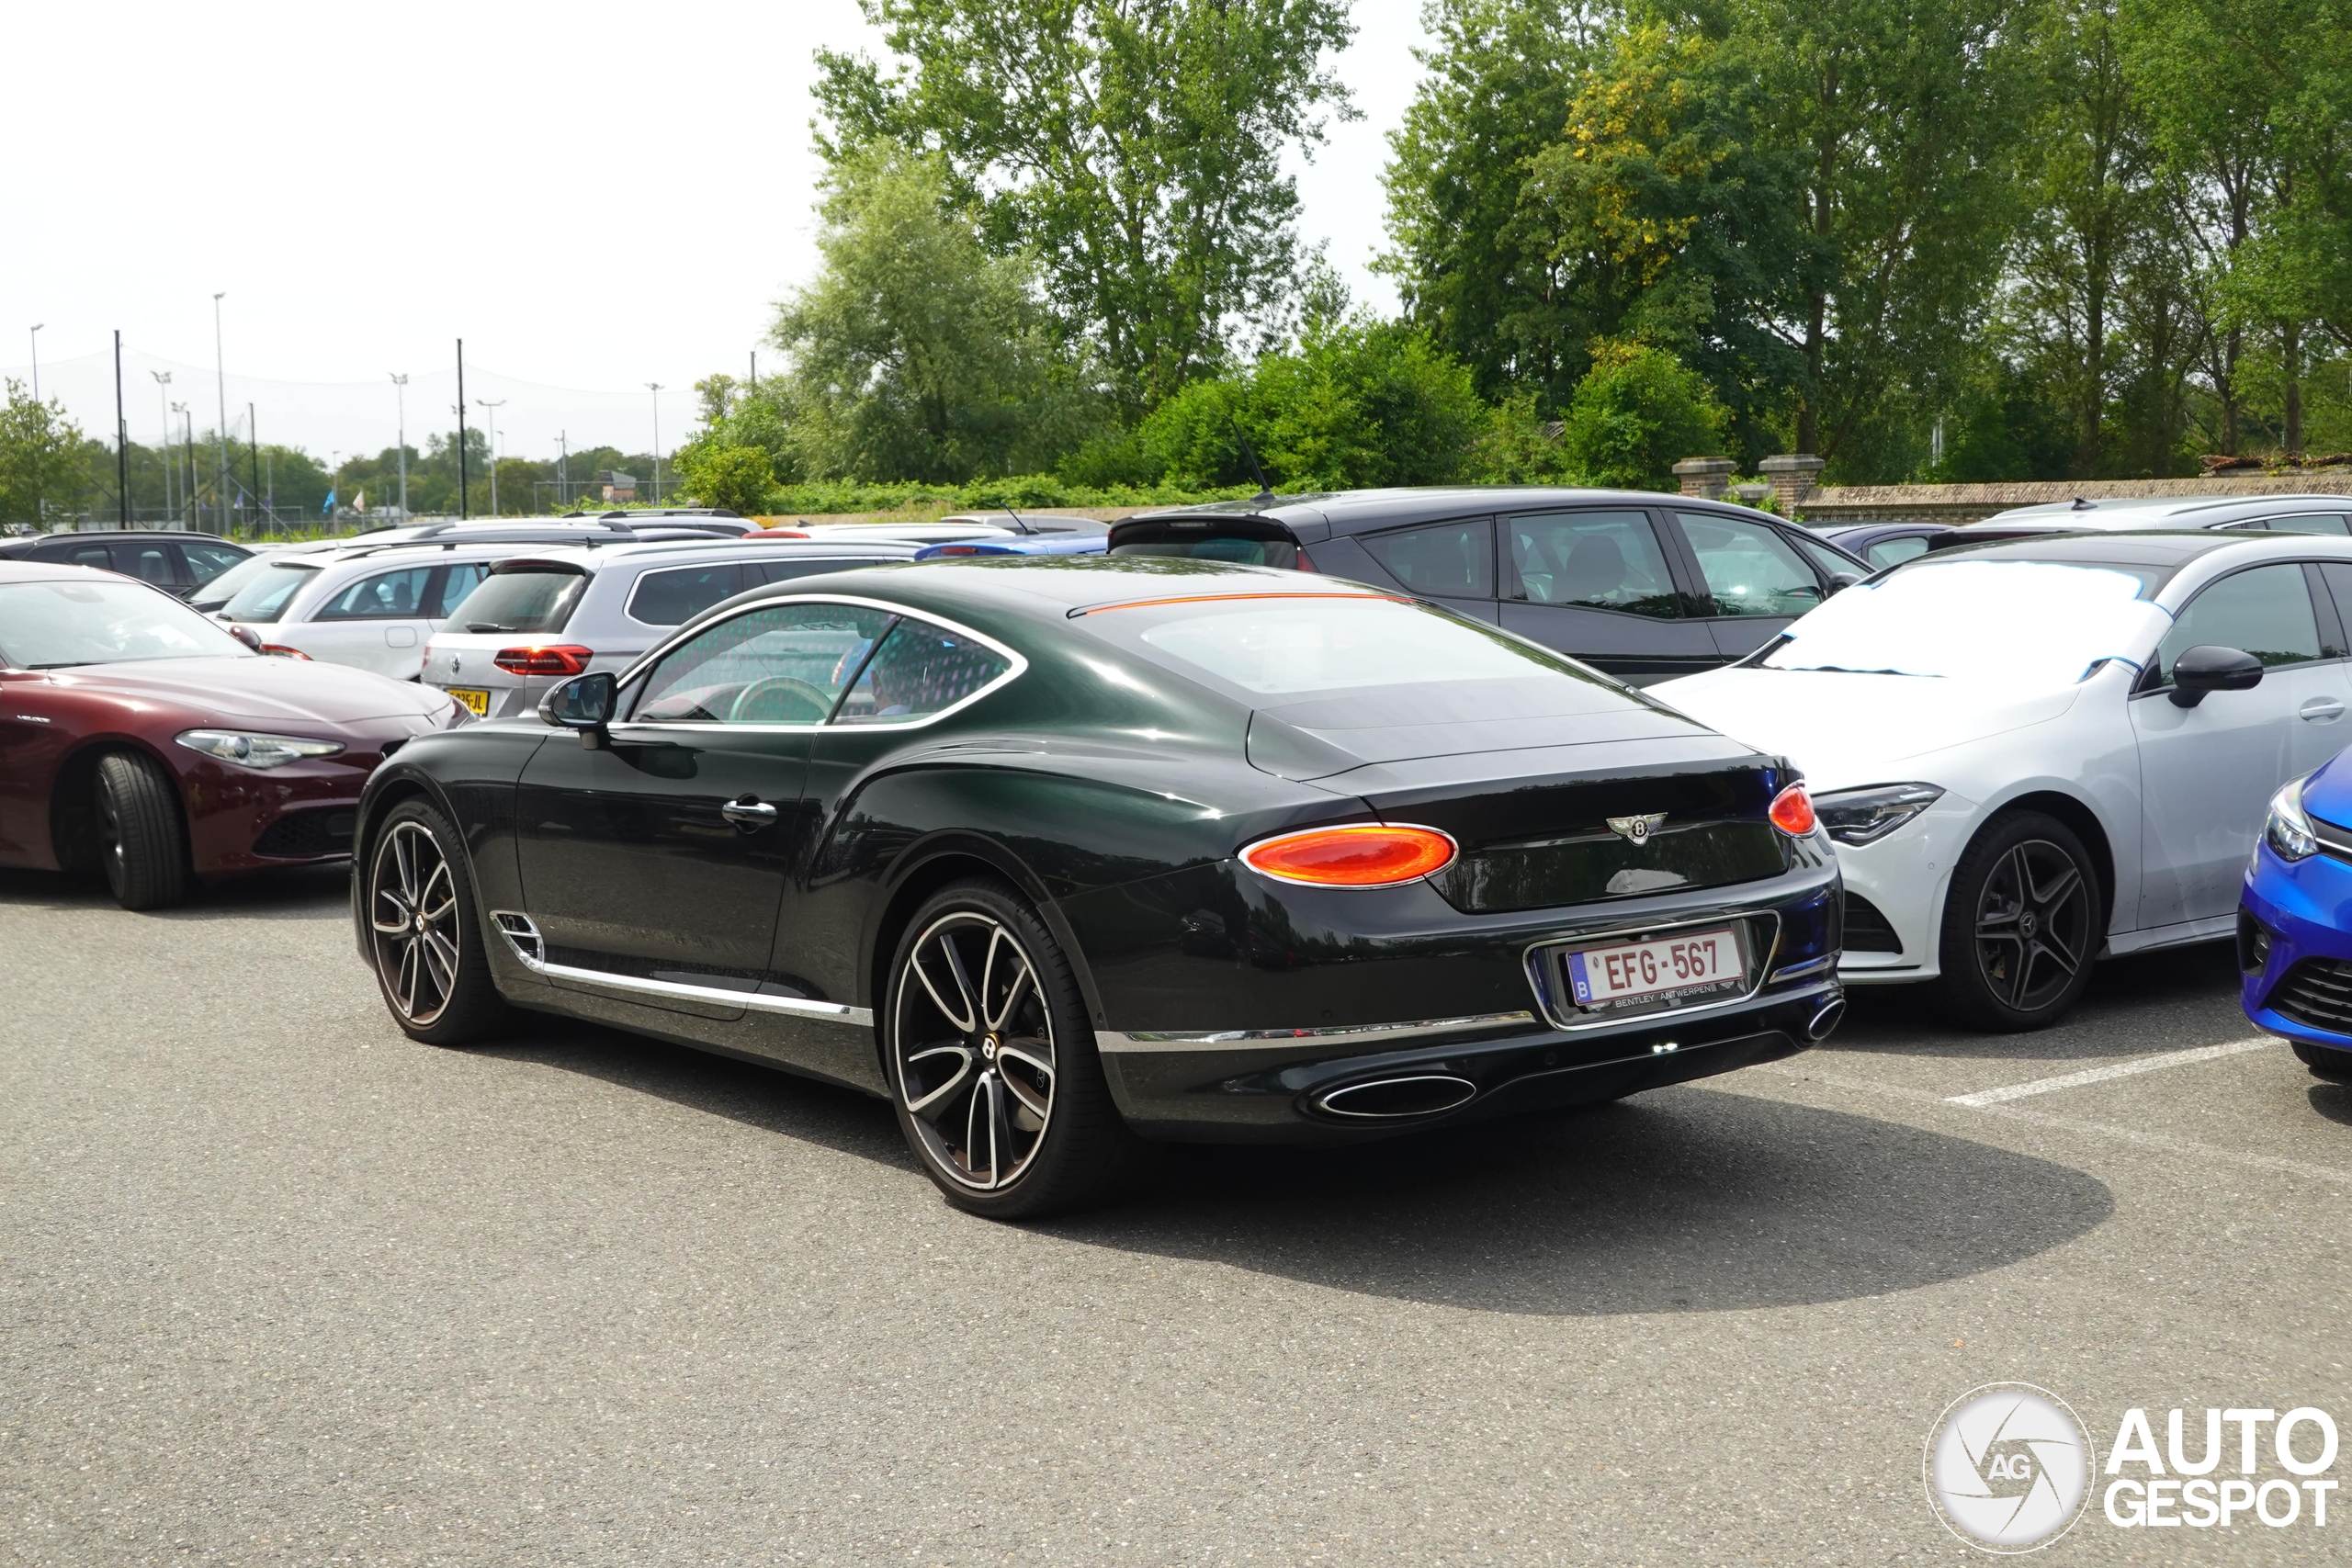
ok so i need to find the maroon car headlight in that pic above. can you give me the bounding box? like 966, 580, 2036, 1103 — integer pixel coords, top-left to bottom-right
175, 728, 348, 769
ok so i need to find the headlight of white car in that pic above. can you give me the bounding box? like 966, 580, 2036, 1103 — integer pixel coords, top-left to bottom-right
2264, 773, 2319, 863
1813, 783, 1945, 845
175, 729, 347, 769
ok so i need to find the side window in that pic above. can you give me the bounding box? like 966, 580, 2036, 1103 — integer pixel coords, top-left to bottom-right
1866, 536, 1933, 570
1502, 510, 1680, 618
62, 544, 113, 570
833, 617, 1013, 726
631, 603, 894, 725
431, 562, 492, 618
628, 563, 747, 626
2155, 563, 2322, 682
2263, 513, 2352, 536
315, 567, 433, 620
1792, 533, 1862, 581
1673, 512, 1826, 618
1363, 519, 1494, 599
181, 541, 247, 582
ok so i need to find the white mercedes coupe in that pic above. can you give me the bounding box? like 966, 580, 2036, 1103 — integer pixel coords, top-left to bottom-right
1654, 530, 2352, 1029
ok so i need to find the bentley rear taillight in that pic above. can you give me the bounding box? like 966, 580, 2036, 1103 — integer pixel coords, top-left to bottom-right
494, 644, 594, 677
1240, 824, 1457, 887
1769, 784, 1817, 837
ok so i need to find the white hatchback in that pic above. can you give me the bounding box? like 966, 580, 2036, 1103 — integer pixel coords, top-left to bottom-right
1654, 529, 2352, 1029
209, 542, 543, 680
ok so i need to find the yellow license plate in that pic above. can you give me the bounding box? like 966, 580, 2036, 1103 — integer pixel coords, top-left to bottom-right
447, 686, 491, 716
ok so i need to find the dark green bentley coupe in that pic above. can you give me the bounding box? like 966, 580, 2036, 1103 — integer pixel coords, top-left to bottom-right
353, 557, 1843, 1216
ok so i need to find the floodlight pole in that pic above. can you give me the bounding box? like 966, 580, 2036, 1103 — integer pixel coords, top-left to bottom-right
152, 370, 174, 520
647, 382, 663, 503
212, 293, 232, 537
476, 398, 506, 514
390, 373, 410, 519
456, 339, 469, 519
113, 332, 130, 525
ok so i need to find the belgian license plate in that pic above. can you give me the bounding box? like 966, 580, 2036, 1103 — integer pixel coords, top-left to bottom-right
1559, 925, 1747, 1014
447, 686, 491, 716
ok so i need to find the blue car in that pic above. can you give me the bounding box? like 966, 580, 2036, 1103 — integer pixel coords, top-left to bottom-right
2240, 751, 2352, 1082
914, 535, 1108, 560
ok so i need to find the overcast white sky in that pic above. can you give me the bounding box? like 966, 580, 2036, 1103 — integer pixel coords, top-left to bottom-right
2, 0, 1427, 463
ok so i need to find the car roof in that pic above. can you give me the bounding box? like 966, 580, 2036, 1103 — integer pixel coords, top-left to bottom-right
0, 529, 248, 552
703, 555, 1385, 638
1973, 493, 2352, 527
484, 537, 933, 573
1133, 486, 1779, 530
0, 558, 125, 583
1905, 528, 2344, 568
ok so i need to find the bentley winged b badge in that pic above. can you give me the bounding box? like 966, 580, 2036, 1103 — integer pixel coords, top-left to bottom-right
1606, 812, 1668, 845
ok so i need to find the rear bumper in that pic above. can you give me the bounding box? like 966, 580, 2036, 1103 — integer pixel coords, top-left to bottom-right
1072, 855, 1843, 1142
1102, 983, 1836, 1144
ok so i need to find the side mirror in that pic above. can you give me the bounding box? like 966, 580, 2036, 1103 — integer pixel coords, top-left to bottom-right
228, 624, 264, 652
2168, 644, 2264, 707
1827, 571, 1863, 594
540, 671, 618, 746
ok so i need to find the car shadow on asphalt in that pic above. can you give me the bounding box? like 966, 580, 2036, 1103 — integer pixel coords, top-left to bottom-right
1822, 941, 2246, 1063
0, 864, 350, 919
2305, 1080, 2352, 1128
480, 1015, 2113, 1315
1035, 1089, 2115, 1315
473, 1021, 917, 1170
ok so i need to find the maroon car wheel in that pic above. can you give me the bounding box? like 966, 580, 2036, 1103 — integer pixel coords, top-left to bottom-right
365, 800, 514, 1046
95, 751, 190, 910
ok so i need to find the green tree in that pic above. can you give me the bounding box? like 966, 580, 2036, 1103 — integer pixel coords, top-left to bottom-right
772, 141, 1100, 482
817, 0, 1356, 411
1732, 0, 2037, 469
1380, 0, 1606, 405
0, 380, 91, 525
1555, 340, 1726, 490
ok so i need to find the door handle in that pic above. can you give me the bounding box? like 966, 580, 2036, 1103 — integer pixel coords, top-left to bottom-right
720, 795, 779, 828
2300, 697, 2346, 722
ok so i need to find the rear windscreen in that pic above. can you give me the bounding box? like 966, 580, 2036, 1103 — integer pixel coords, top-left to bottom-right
451, 569, 585, 634
1102, 593, 1581, 697
216, 562, 321, 623
1108, 519, 1299, 570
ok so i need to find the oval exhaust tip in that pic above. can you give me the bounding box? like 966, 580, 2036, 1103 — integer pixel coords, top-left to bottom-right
1807, 998, 1846, 1041
1314, 1073, 1477, 1120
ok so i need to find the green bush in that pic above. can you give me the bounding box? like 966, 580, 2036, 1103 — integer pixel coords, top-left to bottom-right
677, 446, 775, 514
1556, 341, 1727, 490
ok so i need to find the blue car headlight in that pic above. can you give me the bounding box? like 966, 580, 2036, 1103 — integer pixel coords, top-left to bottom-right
2265, 774, 2320, 862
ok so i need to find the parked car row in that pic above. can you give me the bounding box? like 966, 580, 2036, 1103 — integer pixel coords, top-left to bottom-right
17, 488, 2352, 1220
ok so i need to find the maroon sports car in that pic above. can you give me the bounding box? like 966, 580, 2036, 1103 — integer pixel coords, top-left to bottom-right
0, 562, 468, 908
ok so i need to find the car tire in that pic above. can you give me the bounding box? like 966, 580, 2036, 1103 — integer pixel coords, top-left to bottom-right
884, 877, 1150, 1219
364, 798, 517, 1047
1932, 810, 2101, 1032
95, 750, 190, 910
2290, 1039, 2352, 1082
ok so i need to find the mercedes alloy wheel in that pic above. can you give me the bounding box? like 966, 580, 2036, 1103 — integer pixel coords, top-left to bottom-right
1936, 811, 2099, 1031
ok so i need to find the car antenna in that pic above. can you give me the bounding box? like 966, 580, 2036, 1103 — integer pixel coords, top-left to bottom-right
1227, 414, 1276, 508
1004, 503, 1031, 536
2070, 496, 2094, 510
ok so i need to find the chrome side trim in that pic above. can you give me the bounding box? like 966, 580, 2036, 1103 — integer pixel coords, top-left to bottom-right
489, 916, 873, 1027
1094, 1010, 1538, 1055
1770, 953, 1836, 984
490, 910, 544, 964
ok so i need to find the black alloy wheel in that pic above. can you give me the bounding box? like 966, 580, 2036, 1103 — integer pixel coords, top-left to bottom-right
886, 878, 1148, 1218
1935, 810, 2099, 1032
94, 750, 190, 911
365, 799, 515, 1046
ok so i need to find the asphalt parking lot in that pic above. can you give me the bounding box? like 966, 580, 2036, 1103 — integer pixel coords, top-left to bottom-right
4, 867, 2347, 1566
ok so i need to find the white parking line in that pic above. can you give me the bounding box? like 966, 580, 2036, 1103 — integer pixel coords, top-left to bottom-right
1944, 1037, 2278, 1108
